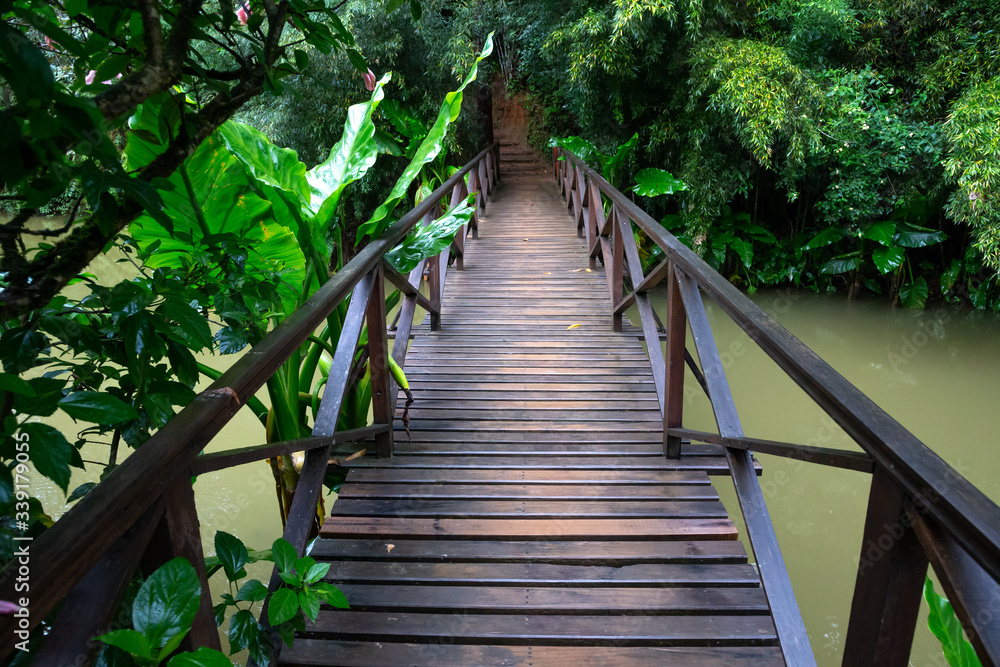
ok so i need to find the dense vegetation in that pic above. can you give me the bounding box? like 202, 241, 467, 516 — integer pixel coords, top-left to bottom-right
496, 0, 1000, 309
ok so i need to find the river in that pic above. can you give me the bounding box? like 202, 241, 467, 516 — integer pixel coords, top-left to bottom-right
30, 244, 1000, 664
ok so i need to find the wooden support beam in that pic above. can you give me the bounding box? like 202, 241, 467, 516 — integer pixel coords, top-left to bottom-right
367, 263, 394, 458
613, 257, 671, 317
667, 427, 874, 473
382, 259, 436, 314
843, 468, 928, 666
675, 269, 815, 666
663, 262, 686, 459
192, 427, 388, 474
611, 205, 625, 332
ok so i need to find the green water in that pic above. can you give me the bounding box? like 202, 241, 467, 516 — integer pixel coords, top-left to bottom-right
665, 288, 1000, 666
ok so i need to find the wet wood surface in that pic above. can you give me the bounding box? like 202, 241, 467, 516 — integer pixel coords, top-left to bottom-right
281, 176, 783, 665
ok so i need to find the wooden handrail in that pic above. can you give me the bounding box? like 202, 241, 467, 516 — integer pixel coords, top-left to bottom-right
556, 147, 1000, 584
0, 142, 499, 663
555, 145, 1000, 666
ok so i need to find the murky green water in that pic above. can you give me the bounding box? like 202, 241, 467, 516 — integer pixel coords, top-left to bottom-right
30, 242, 1000, 665
665, 289, 1000, 666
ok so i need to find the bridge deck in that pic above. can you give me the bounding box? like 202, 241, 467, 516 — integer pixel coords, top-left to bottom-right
279, 176, 785, 665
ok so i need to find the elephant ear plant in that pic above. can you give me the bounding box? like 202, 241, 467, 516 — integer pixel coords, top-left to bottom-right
123, 34, 493, 526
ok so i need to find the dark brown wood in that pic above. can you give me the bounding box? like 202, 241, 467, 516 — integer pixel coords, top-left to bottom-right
366, 264, 394, 458
908, 504, 1000, 666
33, 501, 164, 665
675, 269, 814, 666
191, 427, 387, 475
558, 149, 1000, 586
663, 262, 686, 458
611, 205, 625, 332
613, 256, 671, 318
669, 427, 874, 473
282, 642, 785, 667
843, 468, 929, 666
382, 258, 436, 314
389, 257, 426, 414
161, 480, 222, 650
426, 209, 442, 332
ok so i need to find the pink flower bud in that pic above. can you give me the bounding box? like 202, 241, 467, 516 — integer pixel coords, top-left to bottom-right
363, 69, 376, 92
0, 601, 21, 614
84, 69, 96, 85
236, 5, 249, 25
44, 36, 53, 50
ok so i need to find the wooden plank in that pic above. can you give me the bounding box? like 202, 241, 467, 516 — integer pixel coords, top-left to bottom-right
309, 539, 748, 564
340, 455, 737, 471
328, 499, 729, 519
337, 483, 720, 500
675, 269, 814, 666
336, 584, 769, 613
281, 641, 786, 666
366, 263, 394, 457
344, 468, 713, 484
320, 517, 739, 540
298, 611, 777, 645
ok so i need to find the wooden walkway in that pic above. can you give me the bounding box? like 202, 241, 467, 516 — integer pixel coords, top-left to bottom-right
279, 176, 785, 665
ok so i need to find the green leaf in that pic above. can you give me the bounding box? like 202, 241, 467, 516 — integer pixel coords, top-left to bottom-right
601, 133, 638, 184
160, 299, 213, 351
133, 557, 202, 649
346, 48, 367, 72
894, 222, 946, 248
820, 253, 862, 275
298, 590, 321, 622
632, 168, 687, 197
15, 377, 65, 417
0, 22, 55, 102
272, 538, 298, 574
215, 531, 250, 582
96, 629, 153, 661
314, 582, 349, 609
235, 579, 268, 602
0, 373, 35, 396
227, 609, 258, 655
872, 246, 905, 274
0, 328, 48, 374
924, 578, 982, 667
727, 237, 753, 269
167, 648, 234, 667
267, 588, 300, 626
303, 561, 330, 585
67, 482, 97, 503
941, 259, 961, 295
548, 136, 600, 167
862, 221, 895, 246
59, 392, 138, 423
409, 0, 421, 20
804, 227, 846, 251
20, 423, 74, 492
384, 202, 475, 272
217, 121, 311, 207
357, 33, 494, 242
900, 276, 929, 310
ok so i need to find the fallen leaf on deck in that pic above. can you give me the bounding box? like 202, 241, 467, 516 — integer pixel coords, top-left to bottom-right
386, 544, 395, 554
567, 324, 582, 330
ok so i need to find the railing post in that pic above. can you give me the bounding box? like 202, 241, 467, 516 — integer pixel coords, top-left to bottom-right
450, 183, 466, 269
843, 467, 929, 666
367, 263, 394, 458
427, 206, 442, 331
611, 205, 624, 332
663, 261, 686, 458
587, 182, 598, 270
142, 480, 221, 651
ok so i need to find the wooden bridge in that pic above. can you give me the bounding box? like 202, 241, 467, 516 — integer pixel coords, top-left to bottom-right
3, 142, 1000, 667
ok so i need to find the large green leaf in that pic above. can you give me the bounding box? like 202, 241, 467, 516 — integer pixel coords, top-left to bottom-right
123, 93, 183, 173
307, 73, 391, 224
267, 588, 300, 626
19, 423, 74, 492
549, 136, 600, 167
632, 168, 687, 197
820, 252, 862, 275
132, 557, 202, 650
894, 222, 946, 248
218, 121, 312, 207
924, 578, 982, 667
862, 221, 895, 246
356, 33, 495, 242
167, 648, 234, 667
385, 201, 475, 272
872, 246, 905, 274
58, 391, 138, 423
900, 276, 929, 309
129, 132, 306, 308
601, 133, 638, 184
804, 227, 847, 250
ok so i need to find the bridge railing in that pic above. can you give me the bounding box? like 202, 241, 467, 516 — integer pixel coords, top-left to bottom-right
0, 144, 499, 664
555, 146, 1000, 667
